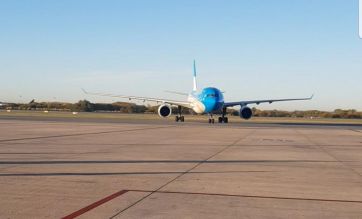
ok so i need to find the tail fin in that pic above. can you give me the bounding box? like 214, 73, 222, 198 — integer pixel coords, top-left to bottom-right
193, 60, 197, 91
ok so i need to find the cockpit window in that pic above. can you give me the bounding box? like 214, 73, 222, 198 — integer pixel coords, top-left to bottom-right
206, 94, 216, 98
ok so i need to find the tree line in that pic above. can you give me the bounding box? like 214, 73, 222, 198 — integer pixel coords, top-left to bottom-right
1, 100, 149, 113
1, 100, 361, 119
251, 108, 362, 119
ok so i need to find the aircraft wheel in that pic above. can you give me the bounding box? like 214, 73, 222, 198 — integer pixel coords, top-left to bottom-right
211, 119, 215, 124
175, 116, 179, 122
180, 116, 185, 122
218, 117, 223, 123
223, 117, 228, 123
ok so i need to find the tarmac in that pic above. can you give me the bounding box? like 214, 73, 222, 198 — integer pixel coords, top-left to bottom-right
0, 117, 361, 218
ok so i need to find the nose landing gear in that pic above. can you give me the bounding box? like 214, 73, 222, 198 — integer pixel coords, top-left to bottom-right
208, 114, 215, 123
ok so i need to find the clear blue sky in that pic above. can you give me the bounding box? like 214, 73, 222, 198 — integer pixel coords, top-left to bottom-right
0, 0, 361, 111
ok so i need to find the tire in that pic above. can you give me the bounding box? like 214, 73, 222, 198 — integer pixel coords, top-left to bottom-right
224, 117, 228, 123
180, 116, 185, 122
212, 119, 215, 124
208, 119, 212, 123
175, 116, 179, 122
218, 117, 223, 123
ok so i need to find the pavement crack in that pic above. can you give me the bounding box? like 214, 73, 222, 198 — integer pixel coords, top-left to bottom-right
127, 189, 362, 204
295, 129, 362, 178
109, 129, 255, 218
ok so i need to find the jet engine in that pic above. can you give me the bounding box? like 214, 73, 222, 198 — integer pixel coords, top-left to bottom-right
240, 106, 252, 119
158, 104, 172, 118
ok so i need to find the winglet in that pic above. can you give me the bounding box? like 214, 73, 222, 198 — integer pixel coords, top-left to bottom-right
310, 94, 314, 99
193, 60, 197, 91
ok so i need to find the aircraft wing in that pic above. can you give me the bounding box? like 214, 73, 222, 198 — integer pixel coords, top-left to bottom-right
224, 95, 314, 107
82, 89, 192, 108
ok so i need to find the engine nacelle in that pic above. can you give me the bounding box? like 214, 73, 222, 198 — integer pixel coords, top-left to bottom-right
240, 106, 252, 120
158, 104, 172, 118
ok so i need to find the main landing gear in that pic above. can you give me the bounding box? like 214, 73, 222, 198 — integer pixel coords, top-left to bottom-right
175, 105, 185, 122
208, 107, 228, 124
218, 107, 228, 123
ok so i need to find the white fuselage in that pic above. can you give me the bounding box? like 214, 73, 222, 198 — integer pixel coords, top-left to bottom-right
188, 94, 205, 114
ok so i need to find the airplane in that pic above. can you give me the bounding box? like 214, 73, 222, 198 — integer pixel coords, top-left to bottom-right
83, 61, 313, 123
0, 99, 35, 107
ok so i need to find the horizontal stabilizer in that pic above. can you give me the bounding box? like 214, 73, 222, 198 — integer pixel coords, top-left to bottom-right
164, 90, 189, 96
